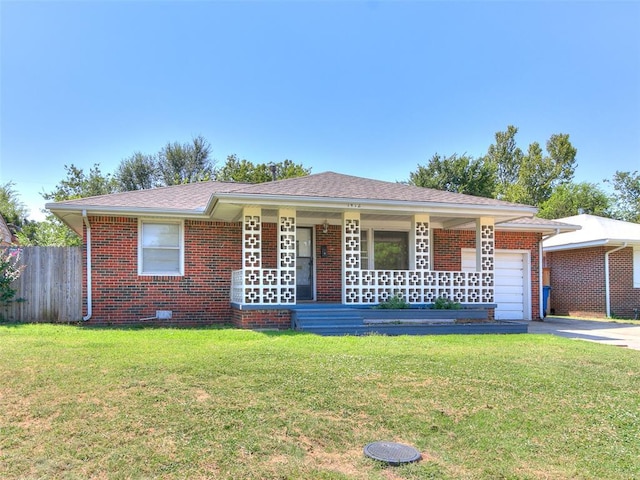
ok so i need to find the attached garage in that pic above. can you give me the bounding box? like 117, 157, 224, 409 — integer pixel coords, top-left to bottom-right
462, 249, 531, 321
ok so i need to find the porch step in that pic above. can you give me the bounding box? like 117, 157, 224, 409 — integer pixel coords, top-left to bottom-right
290, 305, 526, 336
291, 308, 364, 331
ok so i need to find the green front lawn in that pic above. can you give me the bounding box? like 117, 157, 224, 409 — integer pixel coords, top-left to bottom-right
1, 324, 639, 479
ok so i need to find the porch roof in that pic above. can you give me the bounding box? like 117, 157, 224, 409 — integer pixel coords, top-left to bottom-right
47, 171, 540, 234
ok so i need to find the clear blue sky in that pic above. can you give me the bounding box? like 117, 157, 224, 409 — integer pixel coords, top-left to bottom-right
2, 1, 639, 220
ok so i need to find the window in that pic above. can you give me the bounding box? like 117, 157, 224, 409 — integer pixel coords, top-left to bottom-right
634, 246, 640, 289
139, 220, 183, 275
373, 231, 409, 270
360, 230, 369, 269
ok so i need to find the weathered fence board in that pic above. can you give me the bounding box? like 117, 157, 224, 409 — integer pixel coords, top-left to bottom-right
3, 247, 82, 322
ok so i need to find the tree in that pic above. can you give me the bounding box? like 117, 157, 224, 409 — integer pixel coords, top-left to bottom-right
158, 135, 213, 185
486, 126, 577, 206
408, 153, 496, 198
36, 164, 116, 247
16, 218, 81, 247
0, 182, 29, 228
537, 182, 612, 219
607, 170, 640, 223
42, 164, 117, 202
115, 152, 159, 191
215, 156, 311, 183
485, 125, 523, 194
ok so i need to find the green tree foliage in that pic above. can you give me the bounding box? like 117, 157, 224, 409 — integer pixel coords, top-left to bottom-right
607, 170, 640, 223
485, 126, 577, 205
537, 182, 612, 219
485, 125, 523, 191
215, 156, 311, 183
16, 218, 81, 247
42, 164, 117, 202
408, 153, 496, 198
158, 135, 213, 186
32, 164, 116, 246
115, 152, 159, 191
0, 182, 29, 228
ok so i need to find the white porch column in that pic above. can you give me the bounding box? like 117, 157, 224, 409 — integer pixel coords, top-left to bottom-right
242, 206, 262, 303
412, 214, 430, 270
343, 212, 361, 304
476, 217, 495, 303
277, 209, 296, 304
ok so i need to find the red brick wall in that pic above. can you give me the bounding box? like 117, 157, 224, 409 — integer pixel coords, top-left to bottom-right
83, 217, 544, 326
315, 224, 342, 302
548, 246, 640, 318
232, 309, 291, 329
84, 216, 242, 327
433, 229, 542, 320
547, 247, 605, 317
608, 247, 640, 318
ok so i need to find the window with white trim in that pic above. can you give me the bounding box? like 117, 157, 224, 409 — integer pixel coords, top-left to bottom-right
634, 246, 640, 289
139, 220, 184, 275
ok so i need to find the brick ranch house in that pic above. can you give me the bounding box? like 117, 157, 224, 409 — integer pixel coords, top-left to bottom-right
543, 214, 640, 319
47, 172, 576, 328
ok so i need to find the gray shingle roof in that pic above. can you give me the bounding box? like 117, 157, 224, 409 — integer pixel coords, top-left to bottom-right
47, 171, 532, 211
46, 180, 243, 212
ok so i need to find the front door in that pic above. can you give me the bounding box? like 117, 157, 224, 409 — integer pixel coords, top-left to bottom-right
296, 227, 313, 301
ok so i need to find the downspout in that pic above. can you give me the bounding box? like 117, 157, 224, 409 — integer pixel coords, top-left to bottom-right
82, 210, 92, 321
605, 242, 627, 318
539, 229, 560, 320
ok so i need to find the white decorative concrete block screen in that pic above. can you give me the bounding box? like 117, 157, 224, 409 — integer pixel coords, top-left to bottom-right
231, 208, 495, 306
233, 207, 297, 305
342, 212, 495, 305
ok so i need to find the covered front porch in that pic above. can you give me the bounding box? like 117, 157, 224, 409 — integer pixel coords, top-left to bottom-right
229, 205, 504, 330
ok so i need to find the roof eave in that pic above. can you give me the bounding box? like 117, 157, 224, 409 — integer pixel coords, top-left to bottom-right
544, 238, 640, 252
497, 222, 580, 234
212, 193, 538, 217
47, 204, 211, 236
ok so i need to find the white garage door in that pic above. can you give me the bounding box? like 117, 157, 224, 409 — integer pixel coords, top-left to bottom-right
462, 250, 529, 321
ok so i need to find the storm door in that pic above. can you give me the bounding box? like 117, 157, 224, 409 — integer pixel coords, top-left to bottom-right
296, 227, 314, 301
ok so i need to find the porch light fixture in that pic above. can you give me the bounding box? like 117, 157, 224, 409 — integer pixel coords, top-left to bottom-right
322, 220, 329, 234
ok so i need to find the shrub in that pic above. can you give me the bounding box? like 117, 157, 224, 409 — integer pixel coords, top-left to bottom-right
375, 294, 410, 309
1, 248, 25, 317
433, 296, 461, 310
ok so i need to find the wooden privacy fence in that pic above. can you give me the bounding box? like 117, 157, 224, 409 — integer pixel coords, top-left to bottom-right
3, 246, 82, 322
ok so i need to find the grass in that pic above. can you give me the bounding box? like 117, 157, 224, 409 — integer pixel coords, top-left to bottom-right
1, 324, 639, 479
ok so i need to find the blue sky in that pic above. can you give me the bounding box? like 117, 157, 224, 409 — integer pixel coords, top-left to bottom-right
2, 1, 639, 220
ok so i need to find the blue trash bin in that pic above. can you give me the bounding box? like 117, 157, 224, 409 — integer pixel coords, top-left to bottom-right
542, 285, 552, 317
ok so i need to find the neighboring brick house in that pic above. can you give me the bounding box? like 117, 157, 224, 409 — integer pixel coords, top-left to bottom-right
47, 172, 573, 328
543, 214, 640, 319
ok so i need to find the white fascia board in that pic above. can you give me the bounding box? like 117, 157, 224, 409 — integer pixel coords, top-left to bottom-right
543, 238, 640, 252
47, 204, 208, 218
542, 239, 610, 252
212, 193, 537, 217
497, 222, 580, 234
47, 204, 211, 236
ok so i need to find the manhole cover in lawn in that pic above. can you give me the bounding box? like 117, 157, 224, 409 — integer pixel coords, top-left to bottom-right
363, 441, 421, 465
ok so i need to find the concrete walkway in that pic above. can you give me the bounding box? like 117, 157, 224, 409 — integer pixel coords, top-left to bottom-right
528, 316, 640, 350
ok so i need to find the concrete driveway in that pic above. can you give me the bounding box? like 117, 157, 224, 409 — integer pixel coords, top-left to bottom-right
528, 316, 640, 350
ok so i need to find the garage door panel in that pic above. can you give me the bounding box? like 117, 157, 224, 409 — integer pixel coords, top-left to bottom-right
495, 278, 524, 291
462, 250, 528, 321
495, 289, 524, 299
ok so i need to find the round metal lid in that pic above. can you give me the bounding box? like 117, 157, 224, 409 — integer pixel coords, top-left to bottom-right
363, 441, 421, 465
